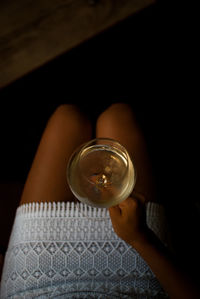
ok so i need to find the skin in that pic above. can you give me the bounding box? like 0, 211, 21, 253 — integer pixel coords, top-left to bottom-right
20, 104, 92, 205
109, 196, 200, 299
1, 103, 199, 298
20, 103, 156, 205
96, 103, 157, 204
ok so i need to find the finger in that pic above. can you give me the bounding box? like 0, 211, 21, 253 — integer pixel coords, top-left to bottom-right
130, 191, 146, 204
118, 197, 137, 216
128, 195, 146, 216
109, 205, 121, 218
119, 197, 135, 209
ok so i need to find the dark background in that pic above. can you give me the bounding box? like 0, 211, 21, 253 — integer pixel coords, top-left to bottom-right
0, 0, 199, 283
0, 1, 174, 184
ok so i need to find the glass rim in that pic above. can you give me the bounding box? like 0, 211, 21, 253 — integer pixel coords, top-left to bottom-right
66, 137, 137, 207
67, 137, 134, 180
78, 137, 129, 157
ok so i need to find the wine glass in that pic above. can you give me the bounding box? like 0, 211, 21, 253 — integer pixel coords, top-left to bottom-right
67, 138, 136, 208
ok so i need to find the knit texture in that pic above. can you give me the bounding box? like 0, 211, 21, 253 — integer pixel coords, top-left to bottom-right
0, 202, 168, 298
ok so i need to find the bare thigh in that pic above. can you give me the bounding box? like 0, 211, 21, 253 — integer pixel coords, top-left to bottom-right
20, 105, 92, 205
96, 103, 157, 203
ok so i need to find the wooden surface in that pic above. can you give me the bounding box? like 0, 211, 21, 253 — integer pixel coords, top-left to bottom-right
0, 0, 155, 89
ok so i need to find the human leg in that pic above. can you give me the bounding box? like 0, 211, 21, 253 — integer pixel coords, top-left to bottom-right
96, 103, 157, 203
20, 104, 92, 205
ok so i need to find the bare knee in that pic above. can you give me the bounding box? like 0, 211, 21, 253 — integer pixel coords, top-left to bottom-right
97, 103, 135, 122
96, 103, 137, 132
106, 103, 132, 114
48, 104, 92, 137
51, 104, 87, 126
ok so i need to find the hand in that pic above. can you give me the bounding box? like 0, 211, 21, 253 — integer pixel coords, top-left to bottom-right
109, 193, 149, 246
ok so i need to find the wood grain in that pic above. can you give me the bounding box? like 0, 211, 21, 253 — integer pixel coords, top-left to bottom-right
0, 0, 155, 89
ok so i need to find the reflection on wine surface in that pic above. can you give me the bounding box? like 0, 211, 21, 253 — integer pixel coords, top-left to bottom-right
67, 138, 136, 208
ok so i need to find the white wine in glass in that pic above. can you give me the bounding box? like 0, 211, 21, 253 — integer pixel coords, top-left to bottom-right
67, 138, 136, 208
